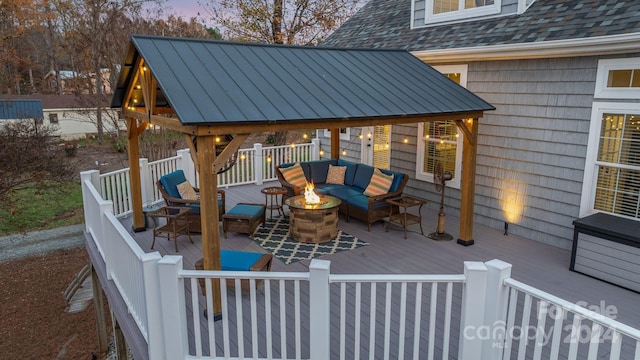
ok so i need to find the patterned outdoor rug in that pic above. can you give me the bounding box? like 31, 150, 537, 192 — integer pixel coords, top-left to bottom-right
252, 216, 368, 265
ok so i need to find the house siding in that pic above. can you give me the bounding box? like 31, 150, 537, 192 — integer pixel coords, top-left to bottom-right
320, 53, 640, 249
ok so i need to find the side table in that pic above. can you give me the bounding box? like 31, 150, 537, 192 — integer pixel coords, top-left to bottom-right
261, 186, 288, 219
385, 196, 425, 239
147, 206, 193, 252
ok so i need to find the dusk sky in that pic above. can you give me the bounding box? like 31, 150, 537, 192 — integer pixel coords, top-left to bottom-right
164, 0, 207, 20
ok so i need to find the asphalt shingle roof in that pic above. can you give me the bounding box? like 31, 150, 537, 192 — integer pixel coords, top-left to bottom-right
324, 0, 640, 50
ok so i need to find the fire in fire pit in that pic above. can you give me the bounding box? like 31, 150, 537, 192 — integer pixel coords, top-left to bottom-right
304, 182, 323, 205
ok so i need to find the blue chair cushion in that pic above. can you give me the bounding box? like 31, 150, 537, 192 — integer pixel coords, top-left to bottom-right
221, 250, 264, 271
353, 164, 375, 190
307, 159, 337, 183
227, 204, 264, 220
337, 159, 358, 186
347, 194, 389, 211
159, 170, 187, 199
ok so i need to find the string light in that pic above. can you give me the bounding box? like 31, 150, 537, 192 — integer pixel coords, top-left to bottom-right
240, 154, 246, 160
267, 156, 272, 162
319, 149, 325, 156
303, 133, 308, 139
290, 143, 295, 148
342, 149, 347, 156
403, 138, 409, 144
215, 137, 220, 143
359, 134, 363, 140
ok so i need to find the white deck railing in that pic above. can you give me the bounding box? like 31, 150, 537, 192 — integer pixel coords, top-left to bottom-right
81, 155, 640, 360
96, 140, 319, 218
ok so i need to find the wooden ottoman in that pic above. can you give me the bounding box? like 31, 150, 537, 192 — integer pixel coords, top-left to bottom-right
195, 250, 273, 292
222, 203, 266, 239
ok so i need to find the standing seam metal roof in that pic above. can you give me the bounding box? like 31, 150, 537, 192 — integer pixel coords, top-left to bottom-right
111, 35, 494, 125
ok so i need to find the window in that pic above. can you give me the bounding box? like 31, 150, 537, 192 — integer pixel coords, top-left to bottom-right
415, 65, 466, 188
323, 128, 350, 140
582, 58, 640, 219
49, 113, 59, 124
421, 0, 501, 24
594, 58, 640, 99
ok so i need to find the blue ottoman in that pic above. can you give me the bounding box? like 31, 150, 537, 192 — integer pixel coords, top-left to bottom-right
222, 203, 266, 239
195, 250, 273, 291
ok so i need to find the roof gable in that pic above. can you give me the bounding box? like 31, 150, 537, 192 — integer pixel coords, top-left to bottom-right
111, 35, 494, 126
324, 0, 640, 51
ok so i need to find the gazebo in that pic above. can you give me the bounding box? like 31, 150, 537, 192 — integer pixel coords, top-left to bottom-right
111, 34, 495, 313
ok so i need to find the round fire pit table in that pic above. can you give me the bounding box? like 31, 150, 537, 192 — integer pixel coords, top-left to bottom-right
285, 195, 342, 244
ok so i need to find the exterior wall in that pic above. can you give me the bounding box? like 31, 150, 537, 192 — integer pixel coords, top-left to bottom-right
44, 108, 123, 140
318, 55, 613, 249
468, 57, 597, 249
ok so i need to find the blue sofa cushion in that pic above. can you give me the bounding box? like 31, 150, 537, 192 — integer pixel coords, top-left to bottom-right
337, 159, 358, 186
328, 187, 365, 202
221, 250, 264, 271
159, 170, 188, 199
347, 194, 390, 211
227, 204, 264, 220
307, 159, 337, 183
315, 183, 345, 194
353, 164, 375, 190
185, 200, 223, 215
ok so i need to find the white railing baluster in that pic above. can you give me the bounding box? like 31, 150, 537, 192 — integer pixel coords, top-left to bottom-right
517, 294, 532, 360
280, 280, 287, 359
340, 283, 346, 360
369, 282, 377, 360
221, 280, 231, 357
533, 300, 548, 360
398, 282, 407, 360
609, 330, 621, 360
264, 280, 272, 360
191, 278, 202, 357
384, 282, 392, 360
250, 279, 258, 359
205, 278, 216, 358
413, 282, 423, 360
428, 282, 438, 360
354, 282, 362, 360
295, 279, 301, 360
587, 322, 601, 360
568, 314, 581, 360
503, 288, 518, 360
235, 280, 244, 359
549, 306, 563, 360
442, 282, 452, 359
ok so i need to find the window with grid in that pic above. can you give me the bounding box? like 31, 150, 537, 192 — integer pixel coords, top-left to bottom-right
582, 58, 640, 218
594, 112, 640, 218
422, 0, 501, 24
372, 125, 391, 169
415, 65, 465, 188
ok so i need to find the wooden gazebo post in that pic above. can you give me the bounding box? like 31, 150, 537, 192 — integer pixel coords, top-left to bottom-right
456, 118, 479, 246
330, 128, 340, 159
196, 135, 223, 314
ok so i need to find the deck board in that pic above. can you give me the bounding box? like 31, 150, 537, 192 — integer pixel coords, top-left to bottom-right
119, 182, 640, 358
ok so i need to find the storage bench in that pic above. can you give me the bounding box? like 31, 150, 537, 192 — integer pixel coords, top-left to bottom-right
222, 203, 266, 239
571, 213, 640, 293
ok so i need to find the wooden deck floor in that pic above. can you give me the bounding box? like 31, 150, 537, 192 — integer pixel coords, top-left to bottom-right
120, 182, 640, 358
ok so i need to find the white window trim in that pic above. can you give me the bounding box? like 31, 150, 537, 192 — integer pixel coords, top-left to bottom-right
594, 57, 640, 99
424, 0, 501, 24
579, 102, 640, 217
323, 128, 350, 140
415, 64, 467, 189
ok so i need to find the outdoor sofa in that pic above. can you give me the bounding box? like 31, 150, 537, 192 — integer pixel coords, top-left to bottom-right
276, 159, 408, 230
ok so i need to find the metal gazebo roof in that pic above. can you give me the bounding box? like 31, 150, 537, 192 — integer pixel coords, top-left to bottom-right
112, 35, 494, 126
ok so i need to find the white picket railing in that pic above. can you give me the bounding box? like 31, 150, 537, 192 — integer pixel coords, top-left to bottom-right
81, 154, 640, 360
96, 140, 319, 217
502, 278, 640, 360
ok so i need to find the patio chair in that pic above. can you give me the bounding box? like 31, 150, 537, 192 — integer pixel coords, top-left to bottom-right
157, 170, 225, 233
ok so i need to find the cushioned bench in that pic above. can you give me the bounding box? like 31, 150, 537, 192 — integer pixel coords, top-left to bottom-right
195, 250, 273, 292
222, 203, 266, 239
277, 159, 409, 230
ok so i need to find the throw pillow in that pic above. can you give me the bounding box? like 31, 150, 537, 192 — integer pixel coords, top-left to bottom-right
279, 162, 307, 187
363, 168, 394, 196
177, 181, 198, 200
326, 165, 347, 185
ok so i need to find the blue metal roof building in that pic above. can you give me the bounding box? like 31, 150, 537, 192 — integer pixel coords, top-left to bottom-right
0, 99, 44, 120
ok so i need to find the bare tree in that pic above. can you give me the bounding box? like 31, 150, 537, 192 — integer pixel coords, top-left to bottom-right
202, 0, 366, 144
0, 119, 76, 206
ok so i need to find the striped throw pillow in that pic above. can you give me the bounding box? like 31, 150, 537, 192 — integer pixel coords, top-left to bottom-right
363, 168, 394, 196
279, 163, 307, 187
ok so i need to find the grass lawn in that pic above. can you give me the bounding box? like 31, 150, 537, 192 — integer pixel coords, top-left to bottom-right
0, 181, 84, 236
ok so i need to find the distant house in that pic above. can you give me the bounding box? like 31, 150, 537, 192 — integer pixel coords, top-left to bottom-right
0, 94, 123, 140
45, 68, 113, 95
323, 0, 640, 248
